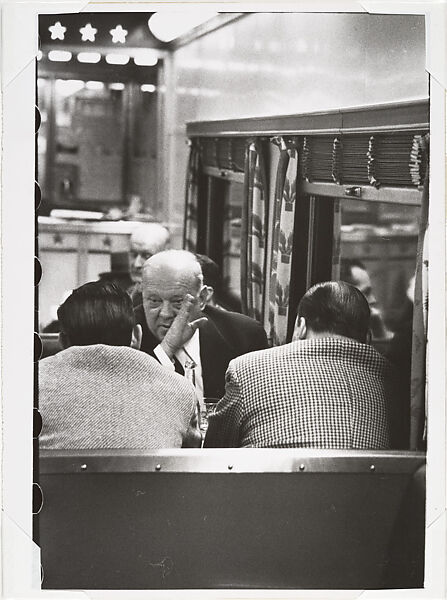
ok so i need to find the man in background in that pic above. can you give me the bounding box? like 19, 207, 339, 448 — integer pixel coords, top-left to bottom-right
130, 222, 170, 304
205, 281, 392, 449
340, 258, 391, 340
134, 250, 268, 400
39, 280, 201, 449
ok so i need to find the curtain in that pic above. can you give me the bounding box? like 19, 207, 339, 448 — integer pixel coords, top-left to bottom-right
183, 140, 201, 251
268, 141, 299, 346
409, 137, 429, 450
241, 141, 269, 323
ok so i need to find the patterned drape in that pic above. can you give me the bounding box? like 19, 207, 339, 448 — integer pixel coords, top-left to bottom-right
183, 140, 201, 251
241, 141, 269, 323
410, 146, 429, 450
268, 141, 299, 346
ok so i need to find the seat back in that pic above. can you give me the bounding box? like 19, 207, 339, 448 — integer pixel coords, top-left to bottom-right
38, 449, 425, 590
40, 333, 61, 358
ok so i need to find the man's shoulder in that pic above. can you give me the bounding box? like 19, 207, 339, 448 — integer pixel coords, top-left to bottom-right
205, 306, 268, 354
206, 305, 261, 328
230, 341, 293, 370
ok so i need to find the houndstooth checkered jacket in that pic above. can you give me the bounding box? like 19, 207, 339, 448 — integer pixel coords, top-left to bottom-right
204, 337, 392, 449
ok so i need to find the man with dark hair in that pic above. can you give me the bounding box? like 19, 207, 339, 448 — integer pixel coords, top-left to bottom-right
340, 258, 391, 339
39, 281, 201, 449
205, 281, 392, 449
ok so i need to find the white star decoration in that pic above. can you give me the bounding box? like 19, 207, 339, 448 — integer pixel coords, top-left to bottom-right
80, 23, 97, 42
49, 21, 66, 41
110, 25, 128, 44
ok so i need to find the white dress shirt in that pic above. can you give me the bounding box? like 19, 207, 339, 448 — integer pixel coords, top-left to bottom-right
153, 329, 204, 403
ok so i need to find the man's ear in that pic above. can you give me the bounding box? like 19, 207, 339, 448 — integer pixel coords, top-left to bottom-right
204, 285, 214, 303
292, 316, 307, 341
59, 331, 69, 350
198, 285, 211, 310
131, 324, 142, 349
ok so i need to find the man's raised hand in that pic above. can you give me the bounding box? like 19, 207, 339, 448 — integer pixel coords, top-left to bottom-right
160, 294, 208, 359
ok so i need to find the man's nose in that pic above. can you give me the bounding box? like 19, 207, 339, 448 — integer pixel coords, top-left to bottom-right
159, 300, 175, 318
133, 254, 145, 269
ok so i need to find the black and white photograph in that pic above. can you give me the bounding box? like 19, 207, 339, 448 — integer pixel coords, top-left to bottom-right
1, 1, 446, 597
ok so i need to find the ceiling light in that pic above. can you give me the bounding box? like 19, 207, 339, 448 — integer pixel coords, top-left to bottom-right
105, 54, 129, 65
77, 52, 101, 64
86, 81, 104, 91
141, 84, 156, 93
37, 50, 43, 61
79, 23, 97, 42
133, 50, 159, 66
48, 21, 66, 41
148, 12, 218, 43
48, 50, 72, 62
110, 25, 128, 44
55, 79, 85, 96
109, 83, 125, 91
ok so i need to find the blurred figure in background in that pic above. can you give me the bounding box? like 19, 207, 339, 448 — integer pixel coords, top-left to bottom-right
195, 253, 242, 313
128, 222, 170, 305
340, 258, 392, 340
130, 223, 170, 285
195, 254, 221, 308
39, 281, 201, 449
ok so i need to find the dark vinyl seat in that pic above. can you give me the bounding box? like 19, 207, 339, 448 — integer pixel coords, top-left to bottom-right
40, 333, 62, 359
37, 449, 425, 590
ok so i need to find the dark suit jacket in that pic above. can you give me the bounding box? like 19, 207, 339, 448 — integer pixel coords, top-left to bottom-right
134, 304, 268, 398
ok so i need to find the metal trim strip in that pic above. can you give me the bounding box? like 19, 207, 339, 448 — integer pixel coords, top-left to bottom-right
301, 182, 422, 205
186, 100, 429, 138
39, 449, 426, 475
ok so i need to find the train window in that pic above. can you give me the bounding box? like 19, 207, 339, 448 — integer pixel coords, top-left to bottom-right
198, 171, 244, 312
303, 192, 420, 347
222, 180, 243, 311
336, 199, 419, 341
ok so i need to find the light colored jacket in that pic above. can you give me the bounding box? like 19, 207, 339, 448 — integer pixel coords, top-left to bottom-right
39, 344, 199, 449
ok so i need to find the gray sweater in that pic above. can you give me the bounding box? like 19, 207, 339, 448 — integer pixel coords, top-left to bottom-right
39, 344, 199, 449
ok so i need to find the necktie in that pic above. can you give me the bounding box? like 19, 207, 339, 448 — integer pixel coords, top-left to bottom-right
173, 356, 184, 376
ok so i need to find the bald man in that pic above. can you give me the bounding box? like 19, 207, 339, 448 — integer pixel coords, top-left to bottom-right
134, 250, 268, 400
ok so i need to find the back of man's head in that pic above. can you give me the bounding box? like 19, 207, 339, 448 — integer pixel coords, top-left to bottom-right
297, 281, 370, 343
57, 281, 135, 348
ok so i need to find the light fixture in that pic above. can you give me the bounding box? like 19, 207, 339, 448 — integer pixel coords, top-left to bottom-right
110, 25, 128, 44
37, 50, 43, 61
141, 84, 156, 93
48, 50, 72, 62
77, 52, 101, 64
79, 23, 97, 42
55, 79, 85, 96
148, 11, 218, 43
86, 81, 104, 91
133, 50, 158, 66
48, 21, 66, 41
109, 83, 125, 91
105, 54, 130, 65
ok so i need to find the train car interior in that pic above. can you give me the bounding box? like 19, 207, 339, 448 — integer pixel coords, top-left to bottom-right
35, 10, 433, 591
